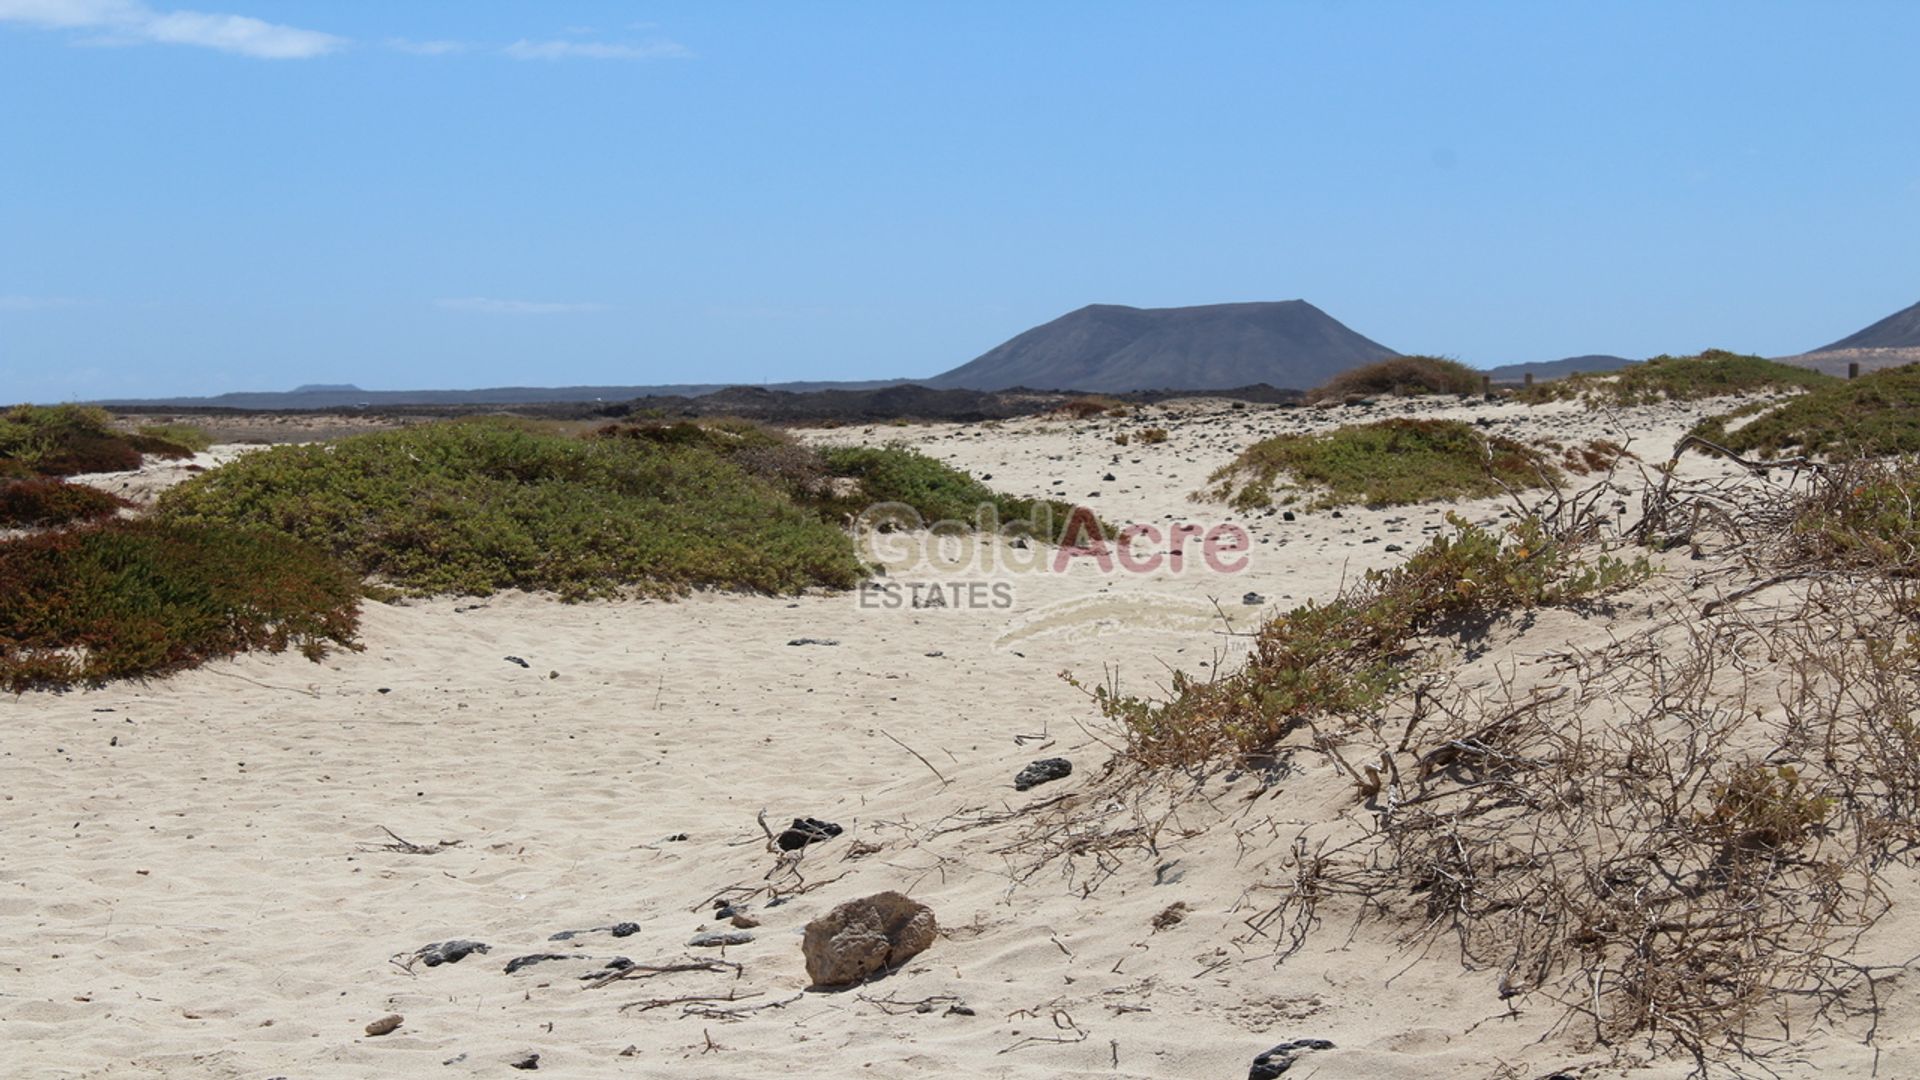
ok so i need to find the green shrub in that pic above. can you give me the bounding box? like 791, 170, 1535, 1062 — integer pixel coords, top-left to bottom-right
157, 419, 867, 600
1689, 363, 1920, 458
0, 404, 143, 476
0, 479, 130, 528
1310, 356, 1481, 402
1078, 514, 1649, 766
135, 422, 214, 454
1778, 459, 1920, 577
1053, 396, 1124, 419
1519, 349, 1833, 407
1203, 418, 1557, 511
815, 444, 1095, 541
0, 520, 360, 692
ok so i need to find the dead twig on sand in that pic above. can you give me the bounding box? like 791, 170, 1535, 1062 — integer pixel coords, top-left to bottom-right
622, 990, 761, 1014
881, 728, 951, 786
585, 958, 742, 991
359, 825, 456, 856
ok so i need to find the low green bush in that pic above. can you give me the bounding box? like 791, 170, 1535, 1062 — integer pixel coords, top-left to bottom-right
1689, 363, 1920, 458
157, 419, 867, 599
1078, 514, 1649, 766
0, 520, 360, 692
1203, 418, 1557, 511
815, 444, 1095, 540
134, 422, 214, 454
0, 404, 195, 477
1519, 349, 1832, 407
1310, 356, 1482, 402
0, 478, 130, 528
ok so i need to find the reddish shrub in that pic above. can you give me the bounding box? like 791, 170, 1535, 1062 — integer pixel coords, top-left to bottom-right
0, 520, 361, 691
0, 479, 131, 528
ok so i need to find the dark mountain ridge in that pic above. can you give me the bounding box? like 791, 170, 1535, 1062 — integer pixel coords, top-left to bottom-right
926, 300, 1399, 392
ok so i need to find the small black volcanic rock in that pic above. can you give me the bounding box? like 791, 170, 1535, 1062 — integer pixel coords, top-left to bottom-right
504, 953, 569, 975
417, 939, 489, 967
1014, 758, 1072, 791
1248, 1039, 1334, 1079
776, 817, 844, 851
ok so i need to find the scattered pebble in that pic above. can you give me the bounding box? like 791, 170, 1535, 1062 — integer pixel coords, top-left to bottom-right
776, 817, 843, 851
416, 939, 489, 967
503, 656, 530, 668
364, 1014, 403, 1037
1014, 758, 1072, 791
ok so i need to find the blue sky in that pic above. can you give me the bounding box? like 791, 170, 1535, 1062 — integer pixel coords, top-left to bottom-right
2, 1, 1917, 398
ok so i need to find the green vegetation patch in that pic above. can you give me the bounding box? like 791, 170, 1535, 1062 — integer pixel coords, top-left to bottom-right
1310, 356, 1482, 402
0, 478, 131, 529
1779, 459, 1920, 577
0, 404, 199, 479
157, 419, 868, 599
1079, 515, 1649, 767
815, 444, 1097, 541
1203, 418, 1558, 511
0, 520, 360, 692
135, 422, 214, 454
1689, 363, 1920, 458
1519, 349, 1833, 408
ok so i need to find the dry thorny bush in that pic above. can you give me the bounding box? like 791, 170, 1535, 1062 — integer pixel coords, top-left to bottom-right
1041, 451, 1920, 1071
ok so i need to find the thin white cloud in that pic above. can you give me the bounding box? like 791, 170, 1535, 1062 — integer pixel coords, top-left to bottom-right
503, 37, 689, 61
0, 294, 83, 311
385, 36, 467, 56
0, 0, 343, 58
435, 297, 609, 316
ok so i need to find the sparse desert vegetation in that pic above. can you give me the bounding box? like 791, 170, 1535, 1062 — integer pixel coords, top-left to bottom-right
1202, 417, 1559, 510
1081, 513, 1649, 765
1308, 355, 1482, 401
1065, 442, 1920, 1061
1689, 362, 1920, 458
1518, 349, 1833, 407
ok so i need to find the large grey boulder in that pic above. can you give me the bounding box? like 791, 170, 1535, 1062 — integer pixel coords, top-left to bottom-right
801, 891, 937, 987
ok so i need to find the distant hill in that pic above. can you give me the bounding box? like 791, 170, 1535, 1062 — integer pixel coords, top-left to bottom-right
1483, 355, 1636, 383
926, 301, 1399, 392
1772, 299, 1920, 377
93, 379, 909, 410
1815, 299, 1920, 351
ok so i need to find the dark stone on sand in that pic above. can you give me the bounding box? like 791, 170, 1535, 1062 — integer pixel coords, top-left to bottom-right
787, 638, 839, 647
1281, 510, 1295, 521
1248, 1038, 1334, 1079
609, 921, 639, 937
503, 655, 530, 668
776, 817, 844, 851
689, 931, 755, 948
504, 953, 570, 975
1242, 592, 1265, 605
1014, 758, 1072, 791
510, 1052, 540, 1070
419, 939, 489, 966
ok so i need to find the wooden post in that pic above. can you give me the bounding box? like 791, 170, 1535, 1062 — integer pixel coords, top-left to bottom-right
1523, 372, 1534, 388
1848, 362, 1860, 380
1482, 374, 1492, 399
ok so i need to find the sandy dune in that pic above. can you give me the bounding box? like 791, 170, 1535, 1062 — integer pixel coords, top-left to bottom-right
5, 396, 1911, 1078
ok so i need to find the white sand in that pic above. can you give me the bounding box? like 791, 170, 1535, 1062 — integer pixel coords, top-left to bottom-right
4, 396, 1911, 1078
